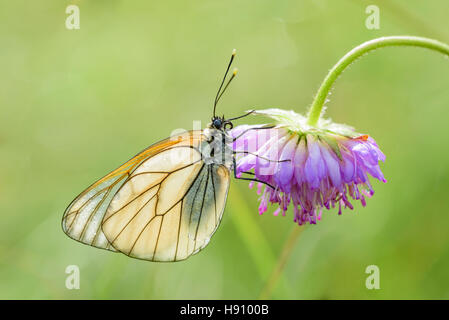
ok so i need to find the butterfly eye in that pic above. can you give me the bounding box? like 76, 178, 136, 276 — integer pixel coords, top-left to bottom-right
213, 119, 222, 128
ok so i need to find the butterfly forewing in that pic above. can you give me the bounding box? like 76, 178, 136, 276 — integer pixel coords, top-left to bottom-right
62, 129, 230, 261
62, 130, 202, 251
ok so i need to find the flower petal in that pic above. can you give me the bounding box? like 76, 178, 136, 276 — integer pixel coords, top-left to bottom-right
274, 136, 297, 192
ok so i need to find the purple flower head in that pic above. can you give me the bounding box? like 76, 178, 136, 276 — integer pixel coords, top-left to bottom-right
231, 108, 386, 226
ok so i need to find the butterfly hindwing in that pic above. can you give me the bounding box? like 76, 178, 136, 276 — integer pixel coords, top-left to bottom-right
101, 143, 230, 261
177, 163, 229, 260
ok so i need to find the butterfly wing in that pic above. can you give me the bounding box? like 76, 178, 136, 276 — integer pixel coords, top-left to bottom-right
62, 130, 231, 261
101, 142, 230, 261
62, 130, 204, 252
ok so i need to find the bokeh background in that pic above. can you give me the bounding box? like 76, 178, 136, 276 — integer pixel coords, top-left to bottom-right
1, 0, 449, 299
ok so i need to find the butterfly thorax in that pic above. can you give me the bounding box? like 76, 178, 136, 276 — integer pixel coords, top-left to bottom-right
201, 127, 233, 169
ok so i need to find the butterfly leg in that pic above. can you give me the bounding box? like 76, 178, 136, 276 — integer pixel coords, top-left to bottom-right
231, 125, 276, 142
233, 151, 290, 164
232, 157, 276, 190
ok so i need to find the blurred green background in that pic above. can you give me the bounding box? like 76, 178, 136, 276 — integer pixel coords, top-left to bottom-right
1, 0, 449, 299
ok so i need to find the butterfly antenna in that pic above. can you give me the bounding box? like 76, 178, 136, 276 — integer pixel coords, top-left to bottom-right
226, 109, 254, 122
213, 49, 236, 117
216, 68, 238, 105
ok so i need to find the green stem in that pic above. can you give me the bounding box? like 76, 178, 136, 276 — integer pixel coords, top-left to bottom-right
259, 226, 303, 299
307, 36, 449, 126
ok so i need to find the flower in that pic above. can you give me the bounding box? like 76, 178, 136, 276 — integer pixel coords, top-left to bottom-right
231, 108, 386, 225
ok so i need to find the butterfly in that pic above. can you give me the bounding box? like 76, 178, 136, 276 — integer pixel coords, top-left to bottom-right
61, 50, 276, 262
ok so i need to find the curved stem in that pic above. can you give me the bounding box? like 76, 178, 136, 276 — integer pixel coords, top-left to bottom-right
259, 226, 303, 299
307, 36, 449, 126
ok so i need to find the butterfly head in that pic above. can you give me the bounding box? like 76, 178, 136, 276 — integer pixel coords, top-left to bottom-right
210, 115, 233, 131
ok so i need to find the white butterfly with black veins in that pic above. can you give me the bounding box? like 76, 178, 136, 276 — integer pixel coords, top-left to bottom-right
62, 50, 275, 261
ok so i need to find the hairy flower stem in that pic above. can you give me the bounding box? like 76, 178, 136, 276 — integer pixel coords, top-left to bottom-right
259, 226, 303, 299
307, 36, 449, 126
